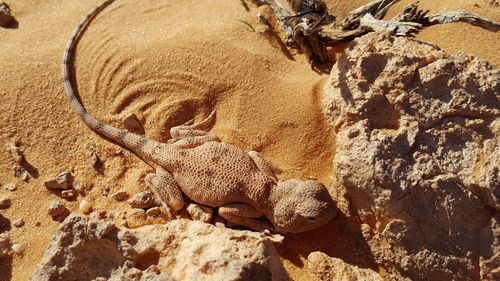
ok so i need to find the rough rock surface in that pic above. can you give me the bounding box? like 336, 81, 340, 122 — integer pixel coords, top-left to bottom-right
323, 32, 499, 280
30, 215, 288, 281
307, 251, 383, 281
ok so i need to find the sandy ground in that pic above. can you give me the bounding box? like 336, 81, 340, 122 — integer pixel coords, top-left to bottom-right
0, 0, 498, 280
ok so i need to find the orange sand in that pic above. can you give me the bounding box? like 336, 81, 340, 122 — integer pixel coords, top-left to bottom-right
0, 1, 498, 280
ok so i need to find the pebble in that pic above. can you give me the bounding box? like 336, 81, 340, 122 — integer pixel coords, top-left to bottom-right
186, 203, 213, 223
48, 200, 68, 218
61, 189, 77, 200
44, 171, 74, 190
13, 219, 24, 227
3, 182, 16, 191
0, 2, 14, 27
13, 166, 29, 181
127, 191, 155, 209
122, 113, 143, 131
111, 189, 129, 202
88, 150, 103, 170
0, 197, 11, 209
9, 142, 24, 164
11, 243, 24, 255
79, 200, 92, 214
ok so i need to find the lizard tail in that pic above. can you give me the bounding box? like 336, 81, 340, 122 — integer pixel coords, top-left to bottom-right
62, 0, 161, 165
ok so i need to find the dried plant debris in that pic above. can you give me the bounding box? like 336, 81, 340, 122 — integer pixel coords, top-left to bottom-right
256, 0, 499, 64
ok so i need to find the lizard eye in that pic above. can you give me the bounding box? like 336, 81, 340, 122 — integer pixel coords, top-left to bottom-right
305, 216, 317, 221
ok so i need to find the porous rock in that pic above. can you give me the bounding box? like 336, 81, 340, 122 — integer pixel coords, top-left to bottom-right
44, 171, 74, 190
30, 215, 288, 281
186, 203, 213, 223
307, 251, 383, 281
0, 231, 11, 257
128, 191, 156, 209
323, 32, 499, 280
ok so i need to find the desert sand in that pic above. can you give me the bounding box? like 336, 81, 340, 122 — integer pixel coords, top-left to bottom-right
0, 0, 498, 280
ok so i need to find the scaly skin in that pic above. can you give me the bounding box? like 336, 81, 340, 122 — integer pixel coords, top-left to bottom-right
62, 0, 337, 233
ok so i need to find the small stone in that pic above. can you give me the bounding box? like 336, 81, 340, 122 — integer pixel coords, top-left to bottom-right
122, 113, 143, 131
61, 189, 77, 200
4, 182, 16, 191
89, 210, 107, 221
13, 165, 29, 181
146, 206, 162, 217
88, 150, 103, 170
9, 142, 24, 164
186, 203, 213, 223
127, 191, 155, 209
0, 197, 11, 209
48, 200, 69, 219
44, 172, 74, 190
111, 189, 129, 202
13, 219, 24, 227
125, 208, 149, 228
102, 186, 110, 196
0, 2, 14, 27
79, 200, 92, 214
11, 243, 24, 255
0, 232, 11, 256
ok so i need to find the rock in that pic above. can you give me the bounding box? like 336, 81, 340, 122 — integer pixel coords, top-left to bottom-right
122, 113, 143, 132
111, 189, 129, 202
0, 196, 11, 209
12, 243, 24, 255
13, 218, 24, 227
186, 203, 213, 223
0, 230, 11, 257
44, 171, 74, 190
0, 2, 14, 27
79, 200, 92, 214
127, 191, 156, 209
61, 189, 77, 200
13, 165, 29, 181
125, 209, 149, 228
145, 207, 162, 217
3, 182, 16, 191
323, 32, 500, 280
9, 142, 24, 164
308, 252, 383, 281
48, 200, 69, 220
88, 150, 103, 170
30, 215, 289, 281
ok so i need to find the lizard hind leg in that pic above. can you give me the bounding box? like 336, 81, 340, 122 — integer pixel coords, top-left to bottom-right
144, 167, 184, 211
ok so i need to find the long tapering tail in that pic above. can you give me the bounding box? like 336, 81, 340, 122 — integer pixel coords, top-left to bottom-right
62, 0, 161, 165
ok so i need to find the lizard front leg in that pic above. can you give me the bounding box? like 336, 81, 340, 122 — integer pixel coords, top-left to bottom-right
219, 203, 276, 232
248, 151, 282, 182
144, 166, 184, 211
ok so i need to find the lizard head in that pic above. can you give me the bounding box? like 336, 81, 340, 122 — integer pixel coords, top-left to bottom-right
268, 179, 337, 233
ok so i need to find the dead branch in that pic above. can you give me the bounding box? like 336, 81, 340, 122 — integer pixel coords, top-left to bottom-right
254, 0, 499, 65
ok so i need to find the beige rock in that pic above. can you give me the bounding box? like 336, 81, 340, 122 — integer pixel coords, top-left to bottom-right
3, 182, 16, 191
128, 191, 156, 209
48, 200, 69, 220
30, 215, 289, 281
308, 252, 383, 281
44, 171, 74, 190
186, 203, 213, 223
323, 32, 500, 280
111, 189, 129, 202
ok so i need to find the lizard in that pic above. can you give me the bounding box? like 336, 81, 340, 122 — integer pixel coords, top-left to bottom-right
62, 0, 337, 233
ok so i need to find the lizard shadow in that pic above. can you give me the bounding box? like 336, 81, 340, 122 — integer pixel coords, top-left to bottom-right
0, 214, 12, 281
276, 210, 378, 271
